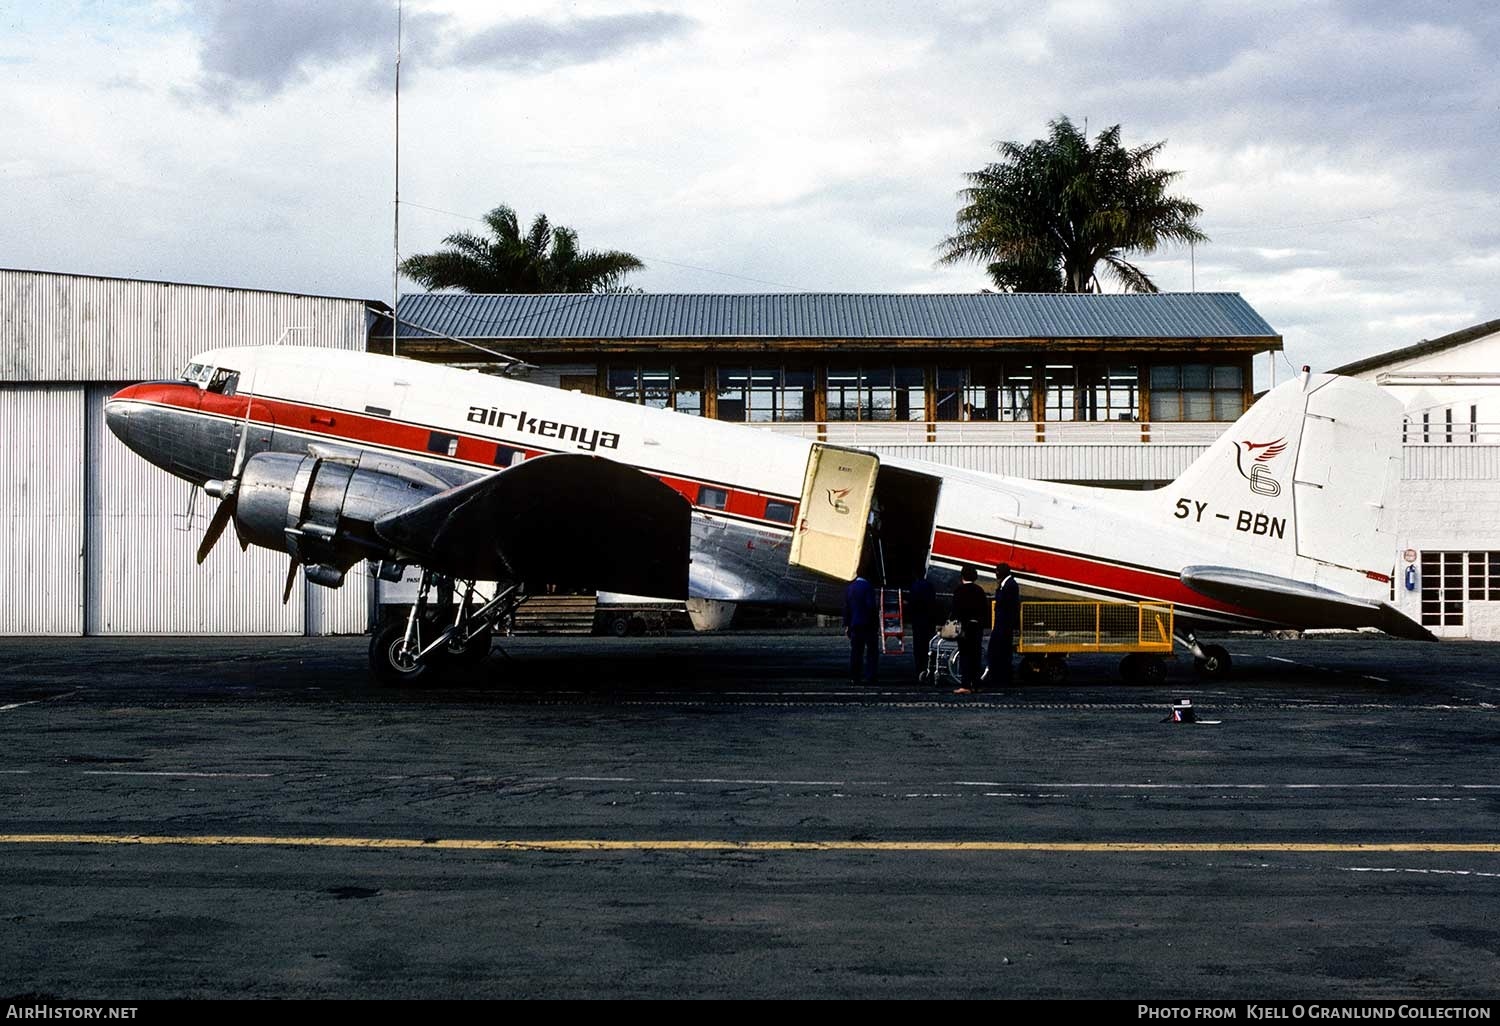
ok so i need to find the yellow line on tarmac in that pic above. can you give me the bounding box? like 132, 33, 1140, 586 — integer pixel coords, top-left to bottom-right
1, 834, 1499, 854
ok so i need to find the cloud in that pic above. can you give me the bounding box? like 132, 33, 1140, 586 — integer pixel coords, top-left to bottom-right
184, 1, 693, 105
449, 12, 694, 72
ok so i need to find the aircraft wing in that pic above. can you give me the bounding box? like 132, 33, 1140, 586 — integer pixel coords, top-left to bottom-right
1180, 565, 1436, 641
372, 453, 692, 599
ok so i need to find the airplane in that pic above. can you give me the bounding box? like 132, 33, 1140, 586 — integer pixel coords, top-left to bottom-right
103, 344, 1433, 684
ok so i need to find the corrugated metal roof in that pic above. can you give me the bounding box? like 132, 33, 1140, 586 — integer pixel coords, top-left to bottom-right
387, 292, 1279, 342
1329, 318, 1500, 376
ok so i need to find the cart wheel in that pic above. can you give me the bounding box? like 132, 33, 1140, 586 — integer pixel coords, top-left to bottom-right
1120, 653, 1141, 683
919, 669, 930, 684
1138, 656, 1168, 685
608, 615, 630, 638
1043, 655, 1068, 684
1019, 655, 1045, 681
1194, 644, 1232, 680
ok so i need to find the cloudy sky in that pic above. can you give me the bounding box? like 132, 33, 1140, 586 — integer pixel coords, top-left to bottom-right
4, 0, 1497, 375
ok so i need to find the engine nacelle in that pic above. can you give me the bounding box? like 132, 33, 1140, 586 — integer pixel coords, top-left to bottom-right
234, 452, 446, 576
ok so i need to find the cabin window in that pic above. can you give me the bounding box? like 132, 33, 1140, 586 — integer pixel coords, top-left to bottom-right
494, 444, 525, 468
765, 500, 796, 524
427, 432, 459, 457
180, 362, 215, 387
207, 368, 240, 395
697, 485, 728, 510
1149, 363, 1245, 421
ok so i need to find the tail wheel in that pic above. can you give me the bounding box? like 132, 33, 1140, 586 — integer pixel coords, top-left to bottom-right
370, 621, 430, 687
1194, 644, 1232, 680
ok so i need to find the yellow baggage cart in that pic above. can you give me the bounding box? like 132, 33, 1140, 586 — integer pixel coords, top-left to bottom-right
1015, 601, 1175, 683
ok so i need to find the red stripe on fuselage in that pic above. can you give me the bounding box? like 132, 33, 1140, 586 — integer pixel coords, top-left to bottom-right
929, 528, 1262, 619
132, 386, 801, 528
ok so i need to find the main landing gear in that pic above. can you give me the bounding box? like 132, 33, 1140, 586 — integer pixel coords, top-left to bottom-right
368, 570, 526, 687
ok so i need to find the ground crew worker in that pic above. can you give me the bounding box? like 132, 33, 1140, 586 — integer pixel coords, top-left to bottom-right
951, 564, 988, 694
985, 562, 1021, 687
843, 572, 880, 685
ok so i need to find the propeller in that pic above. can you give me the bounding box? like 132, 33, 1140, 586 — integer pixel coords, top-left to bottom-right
195, 480, 238, 564
195, 394, 254, 565
281, 558, 300, 604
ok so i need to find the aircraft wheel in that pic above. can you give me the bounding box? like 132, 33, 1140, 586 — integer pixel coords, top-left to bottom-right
1194, 644, 1232, 680
369, 622, 430, 687
444, 626, 494, 667
1043, 655, 1069, 684
1137, 656, 1168, 685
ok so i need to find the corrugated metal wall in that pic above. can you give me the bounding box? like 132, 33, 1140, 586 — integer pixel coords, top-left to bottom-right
82, 385, 371, 635
85, 384, 305, 634
869, 443, 1206, 481
1403, 445, 1500, 480
0, 271, 378, 636
0, 385, 85, 634
1, 270, 374, 382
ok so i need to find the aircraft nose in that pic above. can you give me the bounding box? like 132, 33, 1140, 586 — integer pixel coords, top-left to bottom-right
104, 388, 136, 446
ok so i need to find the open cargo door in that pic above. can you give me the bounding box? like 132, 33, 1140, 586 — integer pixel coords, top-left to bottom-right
788, 444, 880, 581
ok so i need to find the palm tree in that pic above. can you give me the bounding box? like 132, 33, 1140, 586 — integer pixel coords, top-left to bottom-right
938, 117, 1207, 293
400, 205, 644, 293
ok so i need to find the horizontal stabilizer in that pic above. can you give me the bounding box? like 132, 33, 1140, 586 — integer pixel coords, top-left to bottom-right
1181, 565, 1435, 641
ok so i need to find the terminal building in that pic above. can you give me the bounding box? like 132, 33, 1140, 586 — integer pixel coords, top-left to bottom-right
379, 291, 1283, 487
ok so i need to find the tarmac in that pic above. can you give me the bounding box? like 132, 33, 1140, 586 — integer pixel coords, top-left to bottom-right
2, 630, 1499, 999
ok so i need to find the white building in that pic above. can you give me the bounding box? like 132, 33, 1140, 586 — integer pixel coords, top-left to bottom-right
1331, 319, 1500, 640
0, 268, 384, 637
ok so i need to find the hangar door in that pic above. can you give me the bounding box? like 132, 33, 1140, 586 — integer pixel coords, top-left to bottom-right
0, 385, 84, 635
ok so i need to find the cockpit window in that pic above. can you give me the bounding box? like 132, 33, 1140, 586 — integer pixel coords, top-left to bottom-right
181, 362, 211, 386
207, 368, 240, 395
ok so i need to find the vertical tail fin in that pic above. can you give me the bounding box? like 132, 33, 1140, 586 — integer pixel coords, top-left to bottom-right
1162, 373, 1403, 601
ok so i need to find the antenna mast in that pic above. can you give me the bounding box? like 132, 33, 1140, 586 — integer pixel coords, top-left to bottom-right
391, 0, 402, 356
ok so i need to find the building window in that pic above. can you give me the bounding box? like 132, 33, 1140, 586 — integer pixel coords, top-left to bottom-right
715, 367, 814, 422
825, 366, 924, 421
1418, 551, 1500, 628
1150, 363, 1245, 421
607, 365, 703, 415
1042, 365, 1078, 421
1080, 365, 1139, 421
935, 365, 1034, 421
1471, 405, 1479, 444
